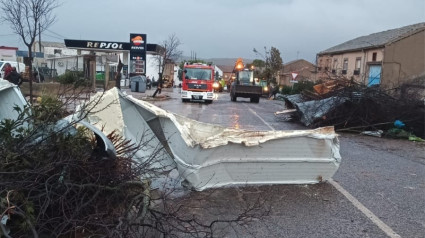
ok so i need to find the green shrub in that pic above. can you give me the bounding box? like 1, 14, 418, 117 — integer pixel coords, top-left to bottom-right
57, 71, 89, 87
280, 80, 316, 95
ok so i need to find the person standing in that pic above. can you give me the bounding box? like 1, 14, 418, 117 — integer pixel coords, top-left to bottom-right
146, 76, 152, 90
2, 63, 12, 79
6, 67, 22, 86
269, 83, 279, 100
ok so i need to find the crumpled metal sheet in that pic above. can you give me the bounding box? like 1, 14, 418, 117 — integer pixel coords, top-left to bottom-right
294, 96, 348, 127
78, 89, 176, 171
281, 94, 307, 107
85, 88, 342, 191
0, 80, 27, 122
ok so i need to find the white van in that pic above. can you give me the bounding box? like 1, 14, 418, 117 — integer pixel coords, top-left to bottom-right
0, 61, 26, 80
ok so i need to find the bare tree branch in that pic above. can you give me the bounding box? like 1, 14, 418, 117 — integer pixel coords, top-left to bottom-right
0, 0, 59, 102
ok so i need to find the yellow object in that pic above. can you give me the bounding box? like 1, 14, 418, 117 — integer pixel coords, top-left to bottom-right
235, 58, 244, 70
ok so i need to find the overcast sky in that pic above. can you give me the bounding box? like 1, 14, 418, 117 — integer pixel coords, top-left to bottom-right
1, 0, 424, 63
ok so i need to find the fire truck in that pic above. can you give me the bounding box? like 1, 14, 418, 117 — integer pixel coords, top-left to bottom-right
181, 63, 215, 103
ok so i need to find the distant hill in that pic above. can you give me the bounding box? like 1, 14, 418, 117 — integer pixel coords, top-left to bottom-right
177, 57, 254, 66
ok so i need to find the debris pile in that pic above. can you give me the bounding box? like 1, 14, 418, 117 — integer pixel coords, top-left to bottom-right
278, 77, 425, 138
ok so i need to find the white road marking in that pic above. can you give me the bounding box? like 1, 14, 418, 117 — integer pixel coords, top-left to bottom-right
250, 107, 401, 238
246, 106, 275, 131
329, 179, 401, 238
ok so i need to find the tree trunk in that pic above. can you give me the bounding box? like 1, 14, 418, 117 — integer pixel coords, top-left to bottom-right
115, 58, 124, 89
26, 45, 33, 103
152, 72, 163, 97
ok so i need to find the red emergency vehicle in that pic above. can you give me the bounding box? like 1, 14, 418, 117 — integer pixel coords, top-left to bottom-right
181, 63, 215, 103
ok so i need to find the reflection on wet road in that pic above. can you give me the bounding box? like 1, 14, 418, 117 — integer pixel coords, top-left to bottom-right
141, 88, 423, 238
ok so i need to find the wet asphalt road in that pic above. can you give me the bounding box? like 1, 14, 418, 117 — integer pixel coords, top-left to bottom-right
126, 88, 425, 238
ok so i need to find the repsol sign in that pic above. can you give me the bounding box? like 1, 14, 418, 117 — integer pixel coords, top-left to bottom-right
64, 39, 130, 51
86, 41, 123, 49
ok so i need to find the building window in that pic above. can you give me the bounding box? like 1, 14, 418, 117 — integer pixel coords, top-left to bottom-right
54, 49, 62, 55
342, 58, 348, 75
354, 57, 361, 75
355, 58, 361, 70
333, 59, 338, 69
372, 52, 377, 61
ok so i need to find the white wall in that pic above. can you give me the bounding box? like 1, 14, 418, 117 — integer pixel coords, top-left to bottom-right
146, 54, 161, 81
215, 65, 223, 78
174, 65, 179, 86
45, 56, 82, 76
0, 48, 17, 61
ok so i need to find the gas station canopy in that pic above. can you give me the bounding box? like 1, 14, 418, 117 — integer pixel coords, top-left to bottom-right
64, 39, 160, 53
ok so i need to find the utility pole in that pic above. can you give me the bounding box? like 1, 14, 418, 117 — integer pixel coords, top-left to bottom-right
38, 23, 41, 54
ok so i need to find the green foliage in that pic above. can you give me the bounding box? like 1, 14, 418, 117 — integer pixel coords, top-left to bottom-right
32, 95, 66, 124
280, 80, 316, 95
269, 47, 283, 73
57, 71, 88, 87
253, 47, 283, 84
280, 85, 293, 95
0, 99, 147, 236
252, 59, 265, 68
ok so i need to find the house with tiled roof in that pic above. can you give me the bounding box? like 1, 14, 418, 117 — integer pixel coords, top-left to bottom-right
278, 59, 316, 86
316, 22, 425, 89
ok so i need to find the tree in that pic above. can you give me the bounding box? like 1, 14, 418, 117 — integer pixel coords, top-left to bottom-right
269, 47, 283, 76
152, 33, 182, 97
252, 59, 266, 68
253, 47, 283, 84
0, 0, 59, 103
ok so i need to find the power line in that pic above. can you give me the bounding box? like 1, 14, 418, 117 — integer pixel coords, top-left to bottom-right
42, 33, 63, 41
45, 29, 67, 39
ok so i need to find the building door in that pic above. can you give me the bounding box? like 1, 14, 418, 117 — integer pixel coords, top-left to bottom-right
368, 65, 381, 86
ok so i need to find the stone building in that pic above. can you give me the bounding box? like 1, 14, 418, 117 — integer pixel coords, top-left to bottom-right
316, 22, 425, 89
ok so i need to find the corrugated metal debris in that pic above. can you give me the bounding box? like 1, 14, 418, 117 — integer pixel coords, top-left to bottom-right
1, 83, 343, 191
81, 88, 342, 191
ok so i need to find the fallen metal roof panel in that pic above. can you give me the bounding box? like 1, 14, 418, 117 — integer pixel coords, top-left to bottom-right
84, 88, 342, 191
